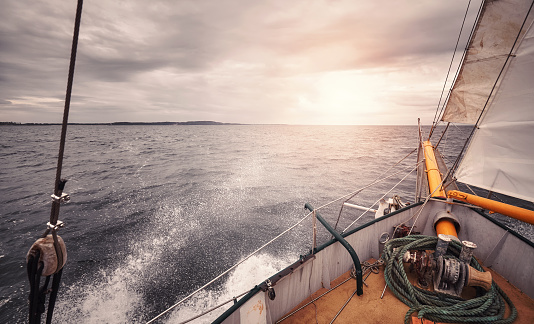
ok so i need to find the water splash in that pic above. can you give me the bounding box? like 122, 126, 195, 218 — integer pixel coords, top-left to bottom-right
165, 253, 292, 323
54, 203, 200, 323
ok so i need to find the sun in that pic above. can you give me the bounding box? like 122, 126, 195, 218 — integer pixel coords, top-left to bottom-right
293, 70, 385, 124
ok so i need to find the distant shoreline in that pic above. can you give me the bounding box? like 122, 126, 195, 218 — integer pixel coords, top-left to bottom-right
0, 121, 462, 127
0, 121, 244, 126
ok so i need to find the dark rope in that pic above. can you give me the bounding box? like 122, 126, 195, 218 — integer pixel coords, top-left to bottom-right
46, 269, 63, 324
49, 0, 84, 227
27, 250, 45, 324
28, 1, 83, 323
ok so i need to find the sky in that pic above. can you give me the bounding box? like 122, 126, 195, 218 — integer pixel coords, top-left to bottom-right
0, 0, 483, 125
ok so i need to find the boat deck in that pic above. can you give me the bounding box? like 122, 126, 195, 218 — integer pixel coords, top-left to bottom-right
277, 259, 534, 324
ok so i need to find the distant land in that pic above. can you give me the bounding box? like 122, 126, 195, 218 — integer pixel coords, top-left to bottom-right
0, 121, 244, 126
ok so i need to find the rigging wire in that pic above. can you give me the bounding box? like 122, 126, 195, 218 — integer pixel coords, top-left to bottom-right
148, 149, 420, 323
316, 148, 417, 216
397, 129, 453, 236
430, 0, 485, 142
174, 290, 249, 324
146, 211, 313, 324
429, 0, 474, 138
431, 0, 484, 134
449, 0, 534, 179
342, 162, 422, 233
333, 148, 417, 231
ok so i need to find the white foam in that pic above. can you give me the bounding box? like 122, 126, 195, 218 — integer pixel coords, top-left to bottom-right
55, 204, 197, 323
55, 261, 143, 323
165, 253, 292, 323
53, 196, 292, 323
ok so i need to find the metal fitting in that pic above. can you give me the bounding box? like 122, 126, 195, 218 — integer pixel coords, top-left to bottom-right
378, 232, 390, 258
459, 241, 477, 264
265, 279, 276, 300
434, 234, 452, 258
51, 193, 70, 203
47, 220, 65, 231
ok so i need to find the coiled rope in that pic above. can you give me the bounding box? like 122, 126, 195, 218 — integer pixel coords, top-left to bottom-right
382, 235, 517, 324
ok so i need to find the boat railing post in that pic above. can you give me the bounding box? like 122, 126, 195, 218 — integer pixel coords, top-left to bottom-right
312, 210, 317, 254
305, 203, 363, 296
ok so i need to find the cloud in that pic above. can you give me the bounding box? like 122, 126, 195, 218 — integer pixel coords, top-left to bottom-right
0, 0, 483, 124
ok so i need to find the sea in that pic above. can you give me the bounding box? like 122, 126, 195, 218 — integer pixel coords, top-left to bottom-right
1, 125, 532, 323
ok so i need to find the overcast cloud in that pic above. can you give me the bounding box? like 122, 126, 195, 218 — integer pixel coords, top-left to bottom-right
0, 0, 482, 124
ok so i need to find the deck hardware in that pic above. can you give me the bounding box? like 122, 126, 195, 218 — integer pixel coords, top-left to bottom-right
47, 220, 65, 231
434, 234, 451, 258
399, 239, 491, 297
51, 193, 70, 203
459, 241, 477, 264
403, 250, 433, 288
433, 240, 491, 296
378, 232, 390, 258
361, 259, 383, 287
393, 224, 418, 238
265, 279, 276, 300
27, 234, 67, 277
383, 236, 516, 322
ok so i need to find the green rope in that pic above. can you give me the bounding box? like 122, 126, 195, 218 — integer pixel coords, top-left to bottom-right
382, 235, 517, 324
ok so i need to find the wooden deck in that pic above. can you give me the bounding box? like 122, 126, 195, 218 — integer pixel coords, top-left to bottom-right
277, 259, 534, 324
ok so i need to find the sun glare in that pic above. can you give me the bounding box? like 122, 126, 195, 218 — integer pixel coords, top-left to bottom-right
294, 70, 386, 124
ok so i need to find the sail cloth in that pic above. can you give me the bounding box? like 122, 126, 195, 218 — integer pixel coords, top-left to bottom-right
442, 0, 534, 124
448, 0, 534, 203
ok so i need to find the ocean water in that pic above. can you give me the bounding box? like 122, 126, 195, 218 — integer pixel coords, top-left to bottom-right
0, 125, 531, 323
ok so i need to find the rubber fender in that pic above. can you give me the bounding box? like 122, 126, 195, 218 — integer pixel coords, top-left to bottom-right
27, 234, 67, 276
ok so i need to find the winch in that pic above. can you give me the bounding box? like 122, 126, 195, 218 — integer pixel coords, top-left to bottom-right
402, 234, 492, 297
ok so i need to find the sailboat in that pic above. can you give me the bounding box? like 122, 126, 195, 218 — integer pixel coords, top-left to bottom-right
199, 0, 533, 322
25, 0, 534, 323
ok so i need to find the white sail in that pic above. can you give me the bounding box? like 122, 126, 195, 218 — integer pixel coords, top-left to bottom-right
442, 0, 534, 124
451, 1, 534, 202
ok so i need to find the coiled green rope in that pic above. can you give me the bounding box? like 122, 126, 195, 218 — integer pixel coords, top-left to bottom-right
382, 235, 517, 324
